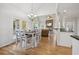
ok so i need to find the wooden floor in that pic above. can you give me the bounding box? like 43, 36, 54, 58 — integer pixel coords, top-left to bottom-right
0, 37, 72, 55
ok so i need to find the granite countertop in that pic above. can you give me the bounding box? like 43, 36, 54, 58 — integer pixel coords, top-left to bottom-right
70, 35, 79, 40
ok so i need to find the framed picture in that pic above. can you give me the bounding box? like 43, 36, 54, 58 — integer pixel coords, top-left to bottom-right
46, 20, 53, 28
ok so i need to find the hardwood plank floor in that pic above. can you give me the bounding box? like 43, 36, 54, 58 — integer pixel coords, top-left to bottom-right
0, 37, 72, 55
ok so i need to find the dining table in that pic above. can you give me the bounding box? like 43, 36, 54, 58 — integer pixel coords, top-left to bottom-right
25, 30, 36, 48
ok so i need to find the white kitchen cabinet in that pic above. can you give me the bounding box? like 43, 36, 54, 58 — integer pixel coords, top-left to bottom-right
57, 32, 74, 48
72, 38, 79, 55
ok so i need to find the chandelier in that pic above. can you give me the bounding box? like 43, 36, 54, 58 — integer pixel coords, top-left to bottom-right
27, 13, 37, 20
27, 3, 37, 20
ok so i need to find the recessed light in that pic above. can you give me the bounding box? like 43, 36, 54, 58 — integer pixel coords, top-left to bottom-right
64, 10, 67, 13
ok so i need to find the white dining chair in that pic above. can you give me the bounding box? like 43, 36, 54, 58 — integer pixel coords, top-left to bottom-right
20, 30, 34, 49
20, 30, 27, 48
15, 29, 22, 48
15, 29, 28, 49
33, 29, 42, 47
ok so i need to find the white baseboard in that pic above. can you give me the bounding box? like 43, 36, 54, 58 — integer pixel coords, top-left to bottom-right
57, 43, 71, 48
0, 39, 15, 48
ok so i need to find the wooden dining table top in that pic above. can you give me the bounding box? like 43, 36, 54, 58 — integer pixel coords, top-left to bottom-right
25, 31, 36, 37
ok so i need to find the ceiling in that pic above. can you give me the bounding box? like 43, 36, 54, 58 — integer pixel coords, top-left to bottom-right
58, 3, 79, 19
10, 3, 56, 16
0, 3, 79, 19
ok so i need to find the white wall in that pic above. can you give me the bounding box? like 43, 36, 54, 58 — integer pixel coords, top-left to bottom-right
76, 19, 79, 35
0, 4, 30, 47
72, 18, 79, 35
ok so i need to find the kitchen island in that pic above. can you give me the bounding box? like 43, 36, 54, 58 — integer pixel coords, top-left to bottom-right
71, 35, 79, 55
